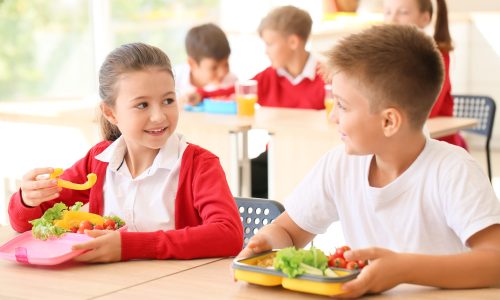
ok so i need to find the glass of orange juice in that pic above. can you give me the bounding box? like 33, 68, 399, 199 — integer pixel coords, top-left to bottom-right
324, 84, 334, 121
236, 80, 258, 117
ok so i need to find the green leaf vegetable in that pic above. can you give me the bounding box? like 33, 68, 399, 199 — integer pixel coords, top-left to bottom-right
274, 247, 337, 278
30, 202, 72, 240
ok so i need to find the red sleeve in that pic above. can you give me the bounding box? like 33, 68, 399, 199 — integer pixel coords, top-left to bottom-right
197, 86, 235, 99
120, 154, 243, 260
8, 143, 106, 232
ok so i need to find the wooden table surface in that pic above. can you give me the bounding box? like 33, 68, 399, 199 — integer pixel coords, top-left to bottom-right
0, 226, 222, 300
94, 258, 500, 300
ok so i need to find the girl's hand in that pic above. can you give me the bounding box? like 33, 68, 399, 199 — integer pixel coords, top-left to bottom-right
20, 167, 61, 207
335, 247, 408, 299
72, 230, 122, 263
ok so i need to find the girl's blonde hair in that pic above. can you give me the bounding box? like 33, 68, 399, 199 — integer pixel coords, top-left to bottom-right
98, 43, 173, 141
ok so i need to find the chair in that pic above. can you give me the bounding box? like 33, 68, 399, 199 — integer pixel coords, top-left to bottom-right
235, 197, 285, 247
453, 95, 496, 181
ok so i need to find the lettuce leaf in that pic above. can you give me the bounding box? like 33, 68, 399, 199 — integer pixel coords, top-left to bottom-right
30, 202, 69, 240
273, 247, 329, 278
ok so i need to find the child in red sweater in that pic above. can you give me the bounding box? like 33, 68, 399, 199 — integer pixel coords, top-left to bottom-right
253, 5, 325, 109
175, 23, 238, 106
384, 0, 467, 149
8, 43, 243, 262
251, 6, 327, 198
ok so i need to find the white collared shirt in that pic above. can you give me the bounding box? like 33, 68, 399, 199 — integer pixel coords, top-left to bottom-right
95, 133, 188, 232
276, 53, 317, 86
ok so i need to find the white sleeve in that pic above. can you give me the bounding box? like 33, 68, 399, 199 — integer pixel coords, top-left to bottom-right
284, 149, 340, 235
441, 152, 500, 245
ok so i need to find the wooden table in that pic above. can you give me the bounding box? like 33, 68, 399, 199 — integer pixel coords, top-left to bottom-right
94, 258, 500, 300
0, 226, 223, 300
1, 227, 497, 299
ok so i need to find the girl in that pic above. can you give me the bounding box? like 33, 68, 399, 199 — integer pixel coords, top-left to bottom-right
384, 0, 467, 149
8, 43, 243, 262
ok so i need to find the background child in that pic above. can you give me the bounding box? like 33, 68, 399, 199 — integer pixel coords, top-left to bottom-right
253, 5, 325, 109
9, 43, 243, 262
238, 25, 500, 297
251, 5, 327, 198
384, 0, 467, 149
174, 23, 237, 106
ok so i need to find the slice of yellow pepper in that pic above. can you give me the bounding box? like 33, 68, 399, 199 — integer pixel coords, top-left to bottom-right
50, 168, 97, 190
54, 211, 104, 230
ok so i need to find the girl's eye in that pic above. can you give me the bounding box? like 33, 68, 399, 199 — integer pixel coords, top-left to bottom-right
164, 98, 174, 105
136, 102, 148, 109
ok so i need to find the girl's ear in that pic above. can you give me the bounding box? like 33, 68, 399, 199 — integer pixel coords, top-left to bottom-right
380, 107, 402, 137
100, 102, 117, 125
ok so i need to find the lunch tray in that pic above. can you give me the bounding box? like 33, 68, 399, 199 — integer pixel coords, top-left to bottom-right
232, 250, 360, 296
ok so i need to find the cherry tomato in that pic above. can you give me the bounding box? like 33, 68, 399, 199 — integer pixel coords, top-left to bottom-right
340, 245, 351, 252
79, 220, 93, 232
346, 261, 359, 270
93, 224, 104, 230
332, 257, 347, 268
335, 247, 347, 260
357, 260, 368, 269
104, 219, 116, 230
70, 226, 78, 233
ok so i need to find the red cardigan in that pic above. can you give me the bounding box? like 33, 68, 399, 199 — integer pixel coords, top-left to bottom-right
253, 67, 325, 109
431, 50, 467, 149
8, 141, 243, 260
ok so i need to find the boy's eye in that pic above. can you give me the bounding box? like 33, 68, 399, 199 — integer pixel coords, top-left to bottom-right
136, 102, 148, 109
164, 98, 174, 105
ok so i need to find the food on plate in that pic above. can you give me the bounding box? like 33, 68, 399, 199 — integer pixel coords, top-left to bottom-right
30, 202, 125, 240
50, 168, 97, 190
327, 245, 368, 270
273, 247, 339, 278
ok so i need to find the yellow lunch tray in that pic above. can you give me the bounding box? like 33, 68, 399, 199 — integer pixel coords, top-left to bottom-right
232, 251, 360, 297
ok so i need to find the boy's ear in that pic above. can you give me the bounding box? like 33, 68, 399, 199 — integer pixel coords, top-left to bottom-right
287, 34, 301, 50
380, 107, 402, 137
100, 102, 117, 125
187, 57, 199, 70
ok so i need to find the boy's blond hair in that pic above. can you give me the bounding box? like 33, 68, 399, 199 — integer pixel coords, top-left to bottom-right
258, 5, 312, 41
327, 25, 444, 129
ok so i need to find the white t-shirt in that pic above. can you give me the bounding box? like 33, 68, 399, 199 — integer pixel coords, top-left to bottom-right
173, 63, 238, 97
95, 133, 188, 232
285, 138, 500, 255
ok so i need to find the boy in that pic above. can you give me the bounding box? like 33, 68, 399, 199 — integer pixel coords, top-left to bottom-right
251, 5, 327, 198
238, 25, 500, 297
253, 5, 325, 109
175, 23, 237, 105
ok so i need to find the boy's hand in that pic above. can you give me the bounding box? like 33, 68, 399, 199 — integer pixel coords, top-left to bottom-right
236, 234, 273, 260
334, 247, 406, 299
185, 92, 203, 106
20, 167, 62, 207
72, 230, 122, 263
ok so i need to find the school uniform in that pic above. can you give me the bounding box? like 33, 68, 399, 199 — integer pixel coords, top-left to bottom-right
253, 53, 325, 109
431, 50, 467, 149
9, 133, 243, 260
